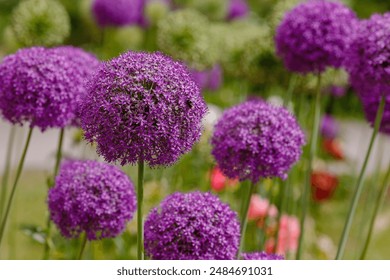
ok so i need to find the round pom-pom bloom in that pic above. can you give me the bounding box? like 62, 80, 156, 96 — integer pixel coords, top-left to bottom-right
227, 0, 249, 21
144, 191, 240, 260
157, 9, 218, 70
92, 0, 144, 27
241, 252, 284, 260
0, 47, 97, 130
275, 0, 357, 74
80, 51, 208, 167
360, 95, 390, 135
10, 0, 70, 47
211, 100, 305, 182
345, 13, 390, 98
48, 160, 137, 240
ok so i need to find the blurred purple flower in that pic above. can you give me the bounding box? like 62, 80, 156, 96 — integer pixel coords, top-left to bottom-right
211, 100, 305, 183
92, 0, 144, 27
80, 51, 207, 167
144, 191, 240, 260
227, 0, 249, 21
191, 64, 223, 92
241, 251, 284, 260
0, 46, 97, 131
48, 160, 137, 240
345, 13, 390, 98
320, 114, 338, 139
275, 0, 357, 74
360, 95, 390, 135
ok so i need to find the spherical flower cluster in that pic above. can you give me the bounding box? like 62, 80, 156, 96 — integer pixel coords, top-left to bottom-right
360, 95, 390, 135
11, 0, 70, 47
241, 252, 284, 260
48, 160, 137, 240
144, 0, 171, 26
227, 0, 249, 21
80, 51, 207, 167
191, 64, 223, 92
51, 46, 100, 126
0, 46, 97, 130
157, 9, 218, 70
346, 13, 390, 98
211, 100, 305, 183
144, 191, 240, 260
275, 0, 357, 74
92, 0, 144, 27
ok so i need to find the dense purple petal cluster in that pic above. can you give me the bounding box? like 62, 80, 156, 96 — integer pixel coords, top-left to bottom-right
144, 191, 240, 260
48, 160, 137, 240
227, 0, 249, 21
0, 46, 98, 131
211, 100, 305, 182
80, 51, 207, 167
275, 0, 357, 74
345, 13, 390, 98
360, 95, 390, 135
92, 0, 144, 27
241, 252, 284, 260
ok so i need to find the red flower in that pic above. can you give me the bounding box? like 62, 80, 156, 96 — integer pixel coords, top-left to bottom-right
322, 138, 344, 160
311, 171, 338, 202
210, 166, 238, 192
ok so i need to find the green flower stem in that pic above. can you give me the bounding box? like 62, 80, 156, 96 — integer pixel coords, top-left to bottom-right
77, 233, 88, 260
237, 181, 256, 258
284, 75, 298, 107
0, 127, 33, 249
137, 159, 145, 260
43, 128, 65, 260
0, 126, 16, 220
297, 73, 322, 259
336, 95, 386, 260
360, 163, 390, 259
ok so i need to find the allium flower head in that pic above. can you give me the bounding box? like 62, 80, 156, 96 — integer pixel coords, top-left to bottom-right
48, 160, 137, 240
80, 51, 207, 167
275, 0, 357, 74
241, 252, 284, 260
10, 0, 70, 47
227, 0, 249, 21
92, 0, 144, 27
360, 95, 390, 135
345, 13, 390, 98
320, 114, 338, 139
157, 9, 218, 70
211, 100, 305, 182
0, 46, 96, 130
191, 64, 223, 92
144, 191, 240, 260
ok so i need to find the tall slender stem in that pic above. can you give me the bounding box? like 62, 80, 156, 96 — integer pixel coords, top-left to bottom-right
0, 126, 16, 220
237, 181, 256, 258
360, 163, 390, 259
336, 95, 386, 260
137, 160, 144, 260
0, 127, 33, 248
284, 75, 298, 107
43, 128, 65, 260
77, 233, 88, 260
297, 73, 322, 259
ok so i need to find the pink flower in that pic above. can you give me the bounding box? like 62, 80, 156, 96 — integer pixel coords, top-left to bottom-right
248, 194, 278, 222
210, 166, 238, 192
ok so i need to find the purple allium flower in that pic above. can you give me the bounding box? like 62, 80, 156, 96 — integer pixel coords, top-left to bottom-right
211, 100, 305, 182
227, 0, 249, 21
275, 0, 357, 74
329, 85, 347, 97
80, 51, 208, 167
345, 13, 390, 98
51, 46, 100, 126
241, 251, 284, 260
92, 0, 144, 27
48, 160, 137, 240
360, 95, 390, 135
191, 64, 223, 92
0, 47, 96, 131
144, 191, 240, 260
320, 114, 338, 139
